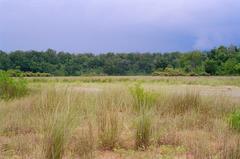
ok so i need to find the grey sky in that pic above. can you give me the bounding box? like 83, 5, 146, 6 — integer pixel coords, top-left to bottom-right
1, 0, 240, 53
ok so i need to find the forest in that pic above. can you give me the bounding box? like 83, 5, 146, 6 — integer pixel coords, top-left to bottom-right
0, 45, 240, 76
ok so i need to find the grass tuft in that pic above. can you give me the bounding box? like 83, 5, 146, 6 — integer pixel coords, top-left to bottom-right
169, 89, 201, 115
135, 111, 152, 150
97, 103, 120, 150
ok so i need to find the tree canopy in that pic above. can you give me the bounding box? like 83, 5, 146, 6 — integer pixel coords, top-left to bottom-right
0, 46, 240, 76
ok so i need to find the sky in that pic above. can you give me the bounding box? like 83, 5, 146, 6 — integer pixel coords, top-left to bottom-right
0, 0, 240, 53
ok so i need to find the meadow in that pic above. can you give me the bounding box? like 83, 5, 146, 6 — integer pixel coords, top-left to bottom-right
0, 76, 240, 159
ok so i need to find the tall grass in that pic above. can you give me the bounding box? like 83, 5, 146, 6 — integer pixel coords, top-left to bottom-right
221, 136, 240, 159
0, 78, 240, 158
38, 88, 78, 159
130, 83, 155, 150
169, 89, 201, 115
97, 109, 119, 150
72, 122, 94, 159
130, 83, 156, 112
97, 92, 121, 150
0, 71, 28, 99
135, 111, 152, 150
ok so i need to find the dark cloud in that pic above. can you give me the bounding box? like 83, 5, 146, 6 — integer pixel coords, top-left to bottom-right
1, 0, 240, 53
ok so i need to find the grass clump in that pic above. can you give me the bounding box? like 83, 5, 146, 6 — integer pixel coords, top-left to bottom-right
97, 107, 120, 150
39, 88, 78, 159
130, 83, 154, 150
228, 110, 240, 132
130, 83, 156, 112
135, 111, 152, 150
0, 71, 28, 99
73, 122, 94, 159
170, 89, 201, 115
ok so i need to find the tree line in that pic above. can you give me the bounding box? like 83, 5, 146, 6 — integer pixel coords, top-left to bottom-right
0, 45, 240, 76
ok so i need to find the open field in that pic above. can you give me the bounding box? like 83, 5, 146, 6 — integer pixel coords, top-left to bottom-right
0, 76, 240, 159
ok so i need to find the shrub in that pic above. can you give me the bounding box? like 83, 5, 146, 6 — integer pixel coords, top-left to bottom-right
0, 71, 28, 99
228, 110, 240, 132
130, 83, 156, 112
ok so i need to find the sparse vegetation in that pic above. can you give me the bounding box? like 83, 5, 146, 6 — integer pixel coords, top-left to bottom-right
0, 76, 239, 158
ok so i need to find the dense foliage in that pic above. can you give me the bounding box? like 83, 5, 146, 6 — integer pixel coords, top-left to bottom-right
0, 45, 240, 76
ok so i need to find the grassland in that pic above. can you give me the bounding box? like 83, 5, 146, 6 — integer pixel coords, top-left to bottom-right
0, 76, 240, 159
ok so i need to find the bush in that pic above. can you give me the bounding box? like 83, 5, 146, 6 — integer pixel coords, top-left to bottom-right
228, 110, 240, 132
0, 71, 28, 99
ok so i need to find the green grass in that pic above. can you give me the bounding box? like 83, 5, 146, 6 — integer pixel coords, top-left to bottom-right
0, 71, 28, 99
229, 110, 240, 132
130, 83, 156, 112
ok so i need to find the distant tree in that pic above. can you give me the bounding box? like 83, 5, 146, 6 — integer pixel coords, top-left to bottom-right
204, 59, 218, 75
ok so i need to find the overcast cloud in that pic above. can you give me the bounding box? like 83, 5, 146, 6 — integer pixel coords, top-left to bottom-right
0, 0, 240, 53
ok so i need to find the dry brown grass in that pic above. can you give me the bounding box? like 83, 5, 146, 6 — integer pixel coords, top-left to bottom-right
0, 78, 239, 158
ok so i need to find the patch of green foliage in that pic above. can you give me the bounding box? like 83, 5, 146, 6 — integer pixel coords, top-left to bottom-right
6, 69, 52, 77
130, 83, 156, 112
0, 71, 28, 99
228, 110, 240, 132
1, 45, 240, 76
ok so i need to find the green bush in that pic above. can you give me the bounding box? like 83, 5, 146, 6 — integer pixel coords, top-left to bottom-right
229, 110, 240, 132
0, 71, 28, 99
